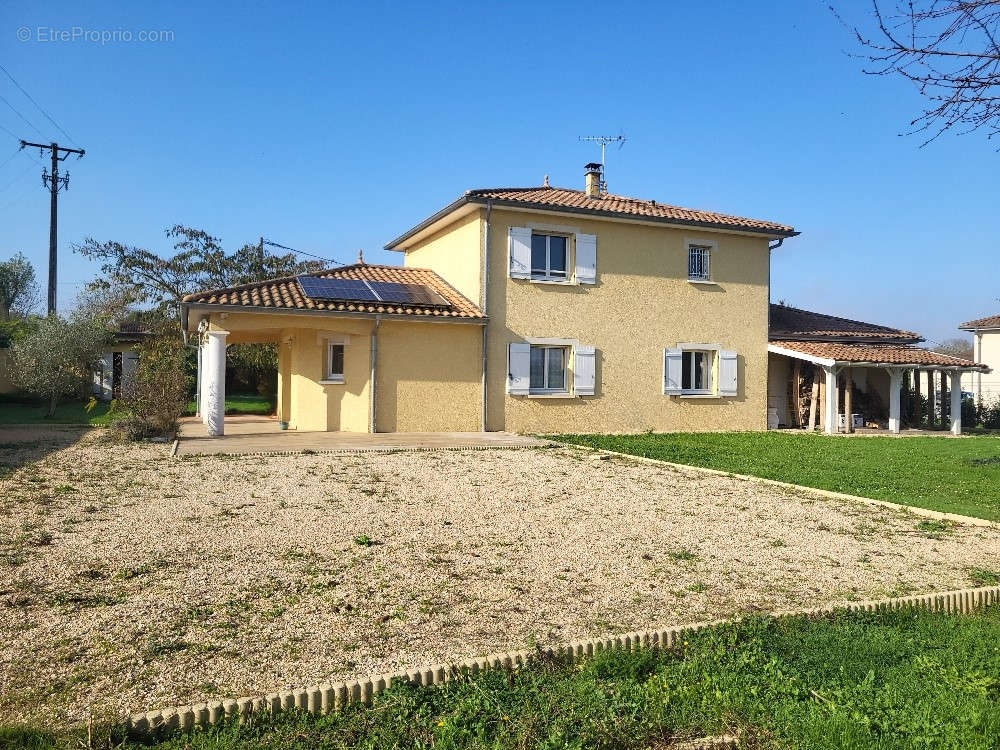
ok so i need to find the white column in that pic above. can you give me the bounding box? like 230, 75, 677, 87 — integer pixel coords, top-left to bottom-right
204, 331, 227, 437
974, 334, 982, 400
951, 371, 963, 435
196, 336, 205, 421
823, 365, 837, 435
888, 368, 902, 434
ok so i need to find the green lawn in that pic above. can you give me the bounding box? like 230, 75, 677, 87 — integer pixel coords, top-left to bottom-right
184, 393, 274, 416
0, 399, 114, 426
551, 432, 1000, 522
9, 607, 1000, 749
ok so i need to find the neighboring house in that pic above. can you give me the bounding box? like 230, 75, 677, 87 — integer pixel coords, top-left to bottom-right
768, 305, 986, 434
181, 164, 799, 435
959, 315, 1000, 403
92, 322, 151, 400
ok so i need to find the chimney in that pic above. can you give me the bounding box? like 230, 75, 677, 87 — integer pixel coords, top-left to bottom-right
584, 162, 603, 198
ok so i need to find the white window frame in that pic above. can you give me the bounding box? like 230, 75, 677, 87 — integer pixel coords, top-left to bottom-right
685, 238, 717, 284
529, 344, 570, 394
318, 334, 349, 384
530, 232, 571, 282
681, 349, 714, 395
675, 342, 721, 397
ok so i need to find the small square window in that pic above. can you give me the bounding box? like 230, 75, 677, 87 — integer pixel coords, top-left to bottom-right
688, 245, 711, 281
529, 344, 568, 392
530, 233, 569, 280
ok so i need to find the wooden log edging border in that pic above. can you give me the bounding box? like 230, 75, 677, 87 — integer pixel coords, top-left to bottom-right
128, 584, 1000, 736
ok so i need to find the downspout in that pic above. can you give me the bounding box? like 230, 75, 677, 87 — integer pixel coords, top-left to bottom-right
369, 315, 382, 433
480, 199, 493, 432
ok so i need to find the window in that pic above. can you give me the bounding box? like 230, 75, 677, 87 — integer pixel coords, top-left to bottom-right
682, 350, 714, 394
688, 244, 711, 281
325, 342, 345, 382
529, 345, 568, 392
530, 233, 568, 280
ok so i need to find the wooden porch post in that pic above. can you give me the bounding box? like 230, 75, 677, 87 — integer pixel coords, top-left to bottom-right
843, 367, 854, 433
929, 370, 937, 427
791, 360, 802, 428
808, 370, 820, 431
818, 373, 826, 430
941, 370, 949, 428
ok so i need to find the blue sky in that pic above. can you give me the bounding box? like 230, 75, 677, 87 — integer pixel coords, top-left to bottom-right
0, 0, 995, 344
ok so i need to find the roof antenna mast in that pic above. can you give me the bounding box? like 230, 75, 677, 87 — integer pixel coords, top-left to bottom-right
578, 133, 626, 190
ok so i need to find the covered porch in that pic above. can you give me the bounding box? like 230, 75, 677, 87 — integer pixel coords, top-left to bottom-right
768, 341, 988, 435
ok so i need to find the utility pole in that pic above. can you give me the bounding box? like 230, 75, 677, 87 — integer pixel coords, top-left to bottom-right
20, 140, 86, 314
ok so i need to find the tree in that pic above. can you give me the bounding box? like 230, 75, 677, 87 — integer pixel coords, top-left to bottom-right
74, 226, 324, 316
9, 315, 111, 417
837, 1, 1000, 145
8, 287, 129, 416
0, 252, 41, 320
936, 336, 975, 359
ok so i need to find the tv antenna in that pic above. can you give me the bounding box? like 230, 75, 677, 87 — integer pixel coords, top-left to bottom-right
578, 134, 626, 165
578, 134, 626, 188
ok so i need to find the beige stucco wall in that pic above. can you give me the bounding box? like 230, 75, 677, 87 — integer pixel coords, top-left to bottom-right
201, 311, 481, 432
481, 208, 771, 433
402, 211, 483, 307
376, 320, 482, 432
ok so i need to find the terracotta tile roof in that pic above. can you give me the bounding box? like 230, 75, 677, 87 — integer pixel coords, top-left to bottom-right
960, 314, 1000, 330
770, 340, 988, 370
182, 263, 485, 320
769, 304, 921, 343
468, 187, 796, 235
385, 185, 797, 249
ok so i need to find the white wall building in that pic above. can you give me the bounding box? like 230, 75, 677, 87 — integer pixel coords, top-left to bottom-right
960, 315, 1000, 403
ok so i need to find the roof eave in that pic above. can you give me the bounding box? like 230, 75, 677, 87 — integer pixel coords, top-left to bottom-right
385, 193, 798, 250
181, 301, 486, 330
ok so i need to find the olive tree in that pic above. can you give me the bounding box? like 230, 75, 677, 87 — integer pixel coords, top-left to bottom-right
9, 314, 111, 417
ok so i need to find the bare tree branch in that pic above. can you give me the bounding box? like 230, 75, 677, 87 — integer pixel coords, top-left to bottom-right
833, 0, 1000, 145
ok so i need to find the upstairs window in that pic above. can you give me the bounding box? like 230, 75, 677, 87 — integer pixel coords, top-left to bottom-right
531, 233, 568, 280
688, 244, 711, 281
529, 344, 567, 393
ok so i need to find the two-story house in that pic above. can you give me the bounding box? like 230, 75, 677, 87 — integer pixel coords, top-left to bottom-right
182, 164, 798, 435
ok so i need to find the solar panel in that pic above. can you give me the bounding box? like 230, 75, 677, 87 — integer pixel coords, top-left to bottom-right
297, 276, 378, 302
368, 282, 451, 307
297, 275, 452, 308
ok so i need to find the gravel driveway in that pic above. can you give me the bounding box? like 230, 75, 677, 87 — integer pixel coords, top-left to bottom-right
3, 426, 999, 728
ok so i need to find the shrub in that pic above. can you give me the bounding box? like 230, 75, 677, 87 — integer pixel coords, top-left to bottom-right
982, 397, 1000, 430
111, 336, 187, 440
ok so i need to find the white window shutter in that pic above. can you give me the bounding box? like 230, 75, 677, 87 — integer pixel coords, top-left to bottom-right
574, 233, 597, 284
508, 227, 532, 279
573, 345, 596, 396
507, 343, 531, 395
719, 350, 738, 396
664, 348, 683, 395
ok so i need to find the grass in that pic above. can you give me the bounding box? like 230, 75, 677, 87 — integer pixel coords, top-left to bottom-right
0, 399, 114, 426
9, 606, 1000, 749
551, 432, 1000, 522
184, 393, 274, 416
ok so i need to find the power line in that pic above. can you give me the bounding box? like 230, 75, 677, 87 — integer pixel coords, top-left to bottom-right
0, 92, 44, 138
0, 64, 75, 145
0, 145, 23, 172
0, 121, 21, 141
263, 239, 344, 266
0, 154, 39, 193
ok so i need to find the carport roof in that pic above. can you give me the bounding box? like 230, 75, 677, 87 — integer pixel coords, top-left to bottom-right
769, 340, 989, 371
